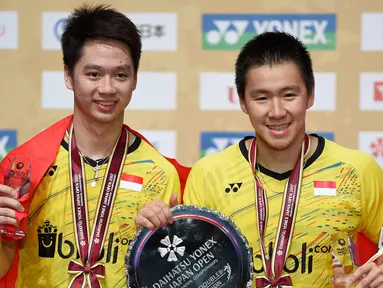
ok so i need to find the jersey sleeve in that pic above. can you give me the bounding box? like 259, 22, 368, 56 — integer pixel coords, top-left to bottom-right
359, 155, 383, 244
183, 161, 206, 207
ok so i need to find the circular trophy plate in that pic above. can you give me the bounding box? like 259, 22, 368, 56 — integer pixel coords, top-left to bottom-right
126, 205, 253, 288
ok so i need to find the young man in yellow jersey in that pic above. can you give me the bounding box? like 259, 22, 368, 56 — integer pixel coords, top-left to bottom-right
136, 32, 383, 287
0, 4, 189, 287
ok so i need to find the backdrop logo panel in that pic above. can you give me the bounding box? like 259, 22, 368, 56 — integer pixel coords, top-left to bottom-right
199, 72, 336, 111
0, 11, 18, 49
42, 12, 177, 51
358, 132, 383, 168
199, 72, 239, 111
200, 132, 253, 157
0, 130, 17, 161
41, 71, 73, 109
202, 14, 336, 50
310, 73, 337, 111
360, 73, 383, 111
310, 132, 335, 141
42, 12, 70, 50
125, 13, 178, 51
138, 130, 177, 158
41, 71, 177, 110
361, 13, 383, 51
127, 72, 177, 110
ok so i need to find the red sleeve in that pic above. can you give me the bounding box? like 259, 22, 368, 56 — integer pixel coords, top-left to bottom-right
0, 250, 19, 288
357, 232, 378, 265
165, 158, 191, 203
0, 117, 70, 287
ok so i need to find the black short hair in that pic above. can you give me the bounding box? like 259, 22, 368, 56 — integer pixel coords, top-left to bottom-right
61, 4, 142, 74
235, 31, 314, 98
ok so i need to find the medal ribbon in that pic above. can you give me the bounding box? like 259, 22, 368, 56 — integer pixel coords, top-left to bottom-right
249, 135, 310, 288
67, 125, 129, 288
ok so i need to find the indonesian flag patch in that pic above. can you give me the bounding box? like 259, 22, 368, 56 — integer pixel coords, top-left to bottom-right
313, 180, 337, 196
120, 174, 143, 192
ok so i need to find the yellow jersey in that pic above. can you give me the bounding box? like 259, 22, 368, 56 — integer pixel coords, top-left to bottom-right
16, 133, 181, 287
184, 135, 383, 287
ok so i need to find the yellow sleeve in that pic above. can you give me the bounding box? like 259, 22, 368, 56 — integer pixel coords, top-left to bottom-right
160, 166, 182, 205
183, 161, 206, 207
359, 155, 383, 243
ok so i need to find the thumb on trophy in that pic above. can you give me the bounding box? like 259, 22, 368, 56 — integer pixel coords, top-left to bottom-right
169, 193, 179, 208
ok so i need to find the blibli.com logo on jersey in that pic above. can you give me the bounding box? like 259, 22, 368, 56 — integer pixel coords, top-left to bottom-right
252, 242, 331, 274
37, 220, 131, 263
202, 14, 336, 50
200, 132, 253, 157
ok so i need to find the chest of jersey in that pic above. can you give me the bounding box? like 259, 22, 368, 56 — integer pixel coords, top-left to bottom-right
17, 146, 173, 287
207, 160, 361, 287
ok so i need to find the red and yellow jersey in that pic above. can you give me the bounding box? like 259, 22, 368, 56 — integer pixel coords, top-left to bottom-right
16, 133, 180, 287
184, 135, 383, 287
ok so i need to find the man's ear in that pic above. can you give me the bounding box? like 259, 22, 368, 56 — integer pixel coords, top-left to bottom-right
64, 66, 74, 90
307, 85, 315, 109
240, 96, 249, 115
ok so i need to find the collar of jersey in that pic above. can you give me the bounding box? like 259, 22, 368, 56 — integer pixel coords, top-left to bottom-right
60, 133, 141, 168
239, 134, 325, 181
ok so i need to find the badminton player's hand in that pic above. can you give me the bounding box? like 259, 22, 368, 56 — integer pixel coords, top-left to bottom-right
345, 262, 383, 288
135, 193, 179, 230
0, 184, 23, 228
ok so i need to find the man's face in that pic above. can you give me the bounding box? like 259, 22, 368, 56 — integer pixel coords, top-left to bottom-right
240, 61, 314, 151
65, 39, 137, 125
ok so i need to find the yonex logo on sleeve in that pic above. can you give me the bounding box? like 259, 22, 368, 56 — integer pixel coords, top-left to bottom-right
225, 183, 243, 193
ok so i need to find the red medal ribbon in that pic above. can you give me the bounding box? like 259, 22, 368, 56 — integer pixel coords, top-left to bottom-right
67, 125, 129, 287
256, 275, 293, 288
249, 135, 310, 287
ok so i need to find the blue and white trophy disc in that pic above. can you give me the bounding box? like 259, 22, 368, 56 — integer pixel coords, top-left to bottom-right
126, 205, 253, 288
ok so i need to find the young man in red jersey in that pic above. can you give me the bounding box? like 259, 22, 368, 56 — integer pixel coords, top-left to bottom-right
136, 32, 383, 287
